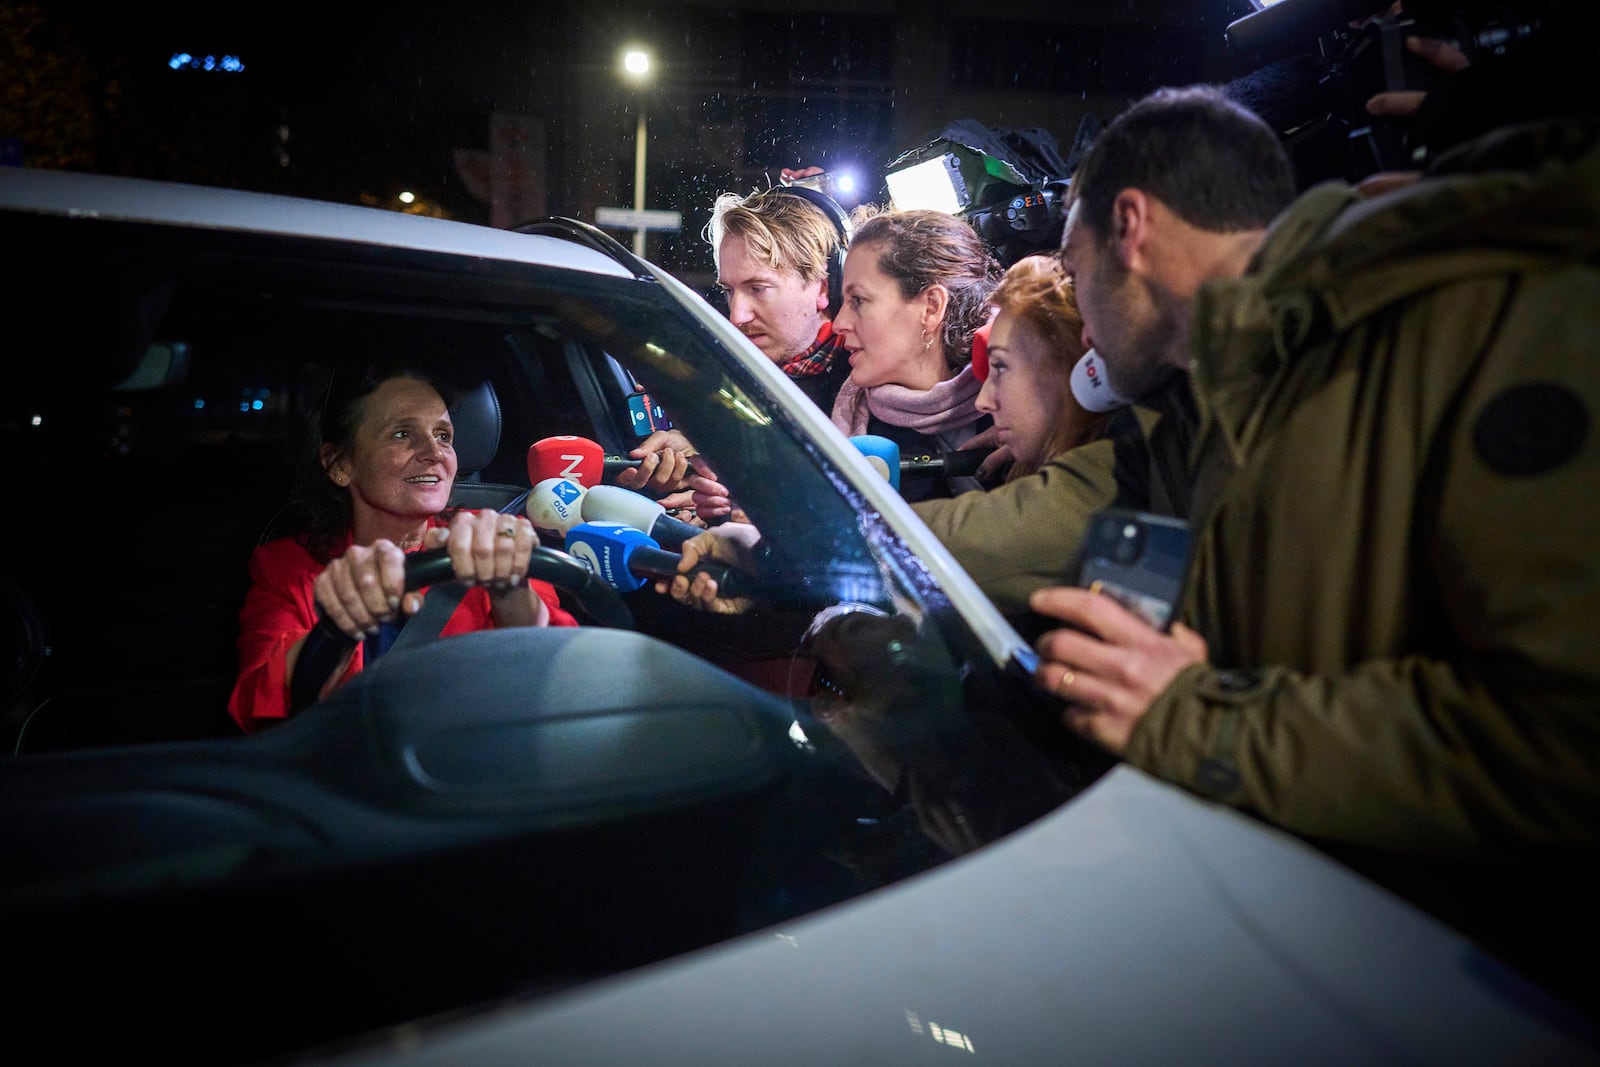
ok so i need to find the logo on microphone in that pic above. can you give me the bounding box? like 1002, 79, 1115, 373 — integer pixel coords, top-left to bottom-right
1070, 349, 1128, 413
553, 479, 582, 506
568, 541, 606, 581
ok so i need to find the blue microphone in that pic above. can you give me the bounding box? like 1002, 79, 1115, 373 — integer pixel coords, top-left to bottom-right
565, 521, 752, 598
849, 434, 901, 490
565, 521, 656, 592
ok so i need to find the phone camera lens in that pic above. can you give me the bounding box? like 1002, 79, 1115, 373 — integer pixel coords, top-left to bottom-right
1113, 523, 1143, 564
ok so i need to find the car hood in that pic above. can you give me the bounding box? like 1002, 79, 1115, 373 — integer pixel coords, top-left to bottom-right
320, 767, 1598, 1065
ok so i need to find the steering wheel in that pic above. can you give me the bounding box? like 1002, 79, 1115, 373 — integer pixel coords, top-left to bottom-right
288, 545, 632, 714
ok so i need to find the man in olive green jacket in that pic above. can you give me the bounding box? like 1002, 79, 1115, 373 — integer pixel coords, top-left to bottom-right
1038, 87, 1600, 1008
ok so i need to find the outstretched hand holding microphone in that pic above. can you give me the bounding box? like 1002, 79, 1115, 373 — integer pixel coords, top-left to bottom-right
557, 477, 758, 609
531, 426, 762, 608
564, 520, 754, 602
615, 428, 697, 497
652, 520, 764, 615
525, 433, 706, 540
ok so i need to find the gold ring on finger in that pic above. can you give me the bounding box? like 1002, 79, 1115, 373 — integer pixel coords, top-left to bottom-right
1057, 668, 1076, 698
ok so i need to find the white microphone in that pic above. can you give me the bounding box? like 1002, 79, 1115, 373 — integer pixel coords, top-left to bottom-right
1070, 349, 1129, 413
526, 477, 588, 540
580, 483, 703, 550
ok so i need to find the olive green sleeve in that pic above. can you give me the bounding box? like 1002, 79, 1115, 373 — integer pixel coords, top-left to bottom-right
912, 439, 1122, 616
1126, 655, 1600, 855
1126, 272, 1600, 857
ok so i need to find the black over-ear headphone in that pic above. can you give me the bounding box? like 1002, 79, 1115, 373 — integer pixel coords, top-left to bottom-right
771, 184, 850, 319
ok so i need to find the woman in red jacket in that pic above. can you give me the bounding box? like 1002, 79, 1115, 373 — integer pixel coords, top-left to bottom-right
229, 365, 575, 731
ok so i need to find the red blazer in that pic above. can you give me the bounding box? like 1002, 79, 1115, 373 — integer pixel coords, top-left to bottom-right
229, 521, 577, 732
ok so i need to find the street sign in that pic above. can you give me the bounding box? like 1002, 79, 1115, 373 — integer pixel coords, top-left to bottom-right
595, 207, 682, 231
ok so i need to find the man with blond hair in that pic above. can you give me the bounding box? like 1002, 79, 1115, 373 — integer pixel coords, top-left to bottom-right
706, 187, 851, 410
624, 188, 852, 513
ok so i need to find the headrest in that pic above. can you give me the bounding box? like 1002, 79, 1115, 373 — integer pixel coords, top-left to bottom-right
450, 380, 501, 476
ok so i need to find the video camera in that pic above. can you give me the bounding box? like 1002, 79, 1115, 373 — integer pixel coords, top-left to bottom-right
1224, 0, 1548, 182
877, 116, 1103, 268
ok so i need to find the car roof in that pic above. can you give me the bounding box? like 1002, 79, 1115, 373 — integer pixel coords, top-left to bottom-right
0, 167, 637, 279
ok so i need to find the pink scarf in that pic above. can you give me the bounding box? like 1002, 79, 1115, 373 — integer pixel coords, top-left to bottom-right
831, 364, 982, 438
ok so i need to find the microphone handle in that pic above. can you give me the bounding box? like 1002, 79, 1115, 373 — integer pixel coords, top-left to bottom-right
650, 513, 708, 550
628, 545, 753, 600
900, 449, 990, 479
603, 457, 644, 479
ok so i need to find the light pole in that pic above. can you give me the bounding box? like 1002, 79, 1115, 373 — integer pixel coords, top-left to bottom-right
621, 47, 652, 257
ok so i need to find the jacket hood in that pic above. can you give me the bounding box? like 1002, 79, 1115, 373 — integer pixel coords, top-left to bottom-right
1189, 117, 1600, 462
1289, 118, 1600, 331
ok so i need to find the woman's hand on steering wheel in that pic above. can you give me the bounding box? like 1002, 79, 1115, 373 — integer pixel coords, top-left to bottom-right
440, 510, 549, 629
433, 510, 538, 589
313, 511, 543, 640
313, 540, 410, 641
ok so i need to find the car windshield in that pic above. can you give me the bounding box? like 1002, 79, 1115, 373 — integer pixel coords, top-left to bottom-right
1, 179, 1102, 1063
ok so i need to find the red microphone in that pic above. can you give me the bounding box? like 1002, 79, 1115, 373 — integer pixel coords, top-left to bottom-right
970, 321, 993, 382
527, 435, 604, 488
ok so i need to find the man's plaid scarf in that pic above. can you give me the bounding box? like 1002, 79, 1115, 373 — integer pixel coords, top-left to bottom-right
784, 322, 847, 378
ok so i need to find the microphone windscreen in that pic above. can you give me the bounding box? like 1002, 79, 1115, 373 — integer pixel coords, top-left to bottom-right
526, 477, 588, 539
970, 321, 993, 382
850, 435, 901, 490
582, 483, 701, 550
1070, 349, 1129, 413
582, 483, 660, 529
528, 435, 604, 488
564, 521, 655, 593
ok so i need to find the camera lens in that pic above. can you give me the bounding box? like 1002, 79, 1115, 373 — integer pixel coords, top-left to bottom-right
1112, 522, 1143, 564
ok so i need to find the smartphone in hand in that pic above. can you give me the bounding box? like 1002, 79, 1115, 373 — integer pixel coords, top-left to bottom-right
1074, 509, 1192, 632
627, 390, 673, 437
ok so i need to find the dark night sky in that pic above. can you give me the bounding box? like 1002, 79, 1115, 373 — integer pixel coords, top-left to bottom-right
15, 1, 1278, 233
21, 2, 539, 207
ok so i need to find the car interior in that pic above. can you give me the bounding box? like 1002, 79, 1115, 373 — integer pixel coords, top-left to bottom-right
2, 214, 844, 754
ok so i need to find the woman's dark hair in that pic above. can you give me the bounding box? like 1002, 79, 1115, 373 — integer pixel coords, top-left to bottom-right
286, 361, 458, 563
846, 207, 1003, 371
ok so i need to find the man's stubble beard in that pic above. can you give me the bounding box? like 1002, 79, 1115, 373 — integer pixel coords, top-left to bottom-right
1098, 265, 1189, 403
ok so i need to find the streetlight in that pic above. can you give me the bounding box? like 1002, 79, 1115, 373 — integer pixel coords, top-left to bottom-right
621, 47, 652, 257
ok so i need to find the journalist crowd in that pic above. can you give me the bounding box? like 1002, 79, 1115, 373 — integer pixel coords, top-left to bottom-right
224, 0, 1598, 1019
641, 0, 1600, 1016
